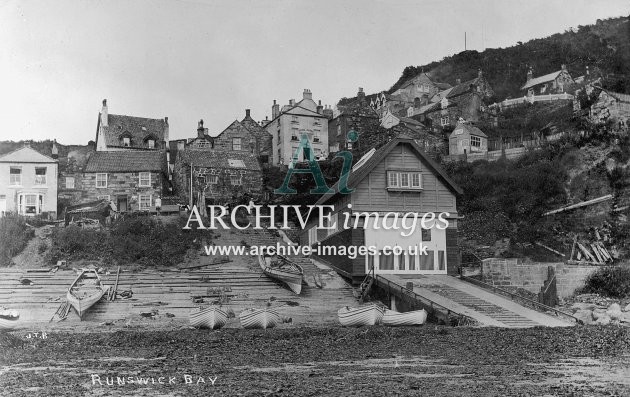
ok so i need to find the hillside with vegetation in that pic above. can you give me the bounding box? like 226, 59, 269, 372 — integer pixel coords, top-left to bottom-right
445, 118, 630, 262
339, 16, 630, 106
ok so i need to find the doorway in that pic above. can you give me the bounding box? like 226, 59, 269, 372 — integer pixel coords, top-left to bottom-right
117, 196, 128, 212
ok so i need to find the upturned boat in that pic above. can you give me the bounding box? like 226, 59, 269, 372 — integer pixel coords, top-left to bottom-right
189, 306, 230, 330
0, 310, 20, 331
66, 269, 109, 320
239, 307, 289, 329
337, 303, 384, 327
258, 254, 303, 294
382, 309, 427, 326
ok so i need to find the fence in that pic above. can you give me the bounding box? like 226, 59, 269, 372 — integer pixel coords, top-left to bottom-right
489, 93, 575, 110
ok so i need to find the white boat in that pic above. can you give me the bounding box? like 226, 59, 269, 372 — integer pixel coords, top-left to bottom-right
66, 269, 109, 320
337, 304, 384, 327
239, 308, 288, 330
382, 309, 427, 326
258, 254, 303, 295
0, 310, 20, 331
189, 306, 229, 330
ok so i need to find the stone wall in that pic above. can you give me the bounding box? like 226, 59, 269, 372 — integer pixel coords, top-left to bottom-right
481, 258, 599, 299
81, 171, 165, 211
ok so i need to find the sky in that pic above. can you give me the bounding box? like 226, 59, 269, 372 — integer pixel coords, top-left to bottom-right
0, 0, 628, 144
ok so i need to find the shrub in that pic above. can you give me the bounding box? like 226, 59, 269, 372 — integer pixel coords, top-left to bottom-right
46, 215, 205, 268
0, 215, 35, 266
579, 266, 630, 298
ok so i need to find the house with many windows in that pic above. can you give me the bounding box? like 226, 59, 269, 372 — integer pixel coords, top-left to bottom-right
82, 150, 168, 212
265, 89, 331, 165
299, 135, 462, 285
0, 146, 58, 218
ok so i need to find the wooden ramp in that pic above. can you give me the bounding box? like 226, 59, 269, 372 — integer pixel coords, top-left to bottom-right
373, 274, 574, 328
0, 255, 355, 329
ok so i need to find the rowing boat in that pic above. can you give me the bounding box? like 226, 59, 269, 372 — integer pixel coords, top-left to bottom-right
0, 310, 20, 331
189, 306, 230, 329
66, 269, 109, 320
337, 303, 384, 327
258, 254, 303, 294
382, 309, 427, 326
239, 307, 289, 329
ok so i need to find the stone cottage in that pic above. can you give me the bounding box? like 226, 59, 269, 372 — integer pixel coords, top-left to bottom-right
82, 150, 168, 212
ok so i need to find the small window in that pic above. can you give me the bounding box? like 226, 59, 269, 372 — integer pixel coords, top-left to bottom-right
230, 174, 242, 186
35, 167, 47, 185
471, 136, 481, 147
10, 167, 22, 185
387, 172, 399, 188
400, 173, 409, 187
209, 175, 218, 184
177, 141, 185, 150
139, 194, 151, 210
422, 228, 432, 241
98, 195, 110, 201
66, 177, 75, 189
441, 116, 450, 126
411, 173, 422, 188
147, 139, 155, 149
232, 138, 242, 151
123, 137, 130, 146
139, 172, 151, 187
96, 173, 107, 188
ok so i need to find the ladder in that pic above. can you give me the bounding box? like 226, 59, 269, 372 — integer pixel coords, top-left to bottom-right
356, 265, 375, 302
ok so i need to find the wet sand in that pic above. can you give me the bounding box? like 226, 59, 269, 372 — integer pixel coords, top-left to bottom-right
1, 325, 629, 396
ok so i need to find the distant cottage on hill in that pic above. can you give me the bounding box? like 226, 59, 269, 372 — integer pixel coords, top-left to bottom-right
521, 65, 575, 97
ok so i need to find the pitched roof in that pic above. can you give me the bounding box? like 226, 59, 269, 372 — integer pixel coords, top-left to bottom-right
608, 91, 630, 103
84, 151, 166, 172
100, 113, 167, 148
178, 149, 261, 172
521, 71, 562, 90
450, 122, 488, 138
314, 136, 462, 206
0, 146, 57, 163
446, 77, 480, 98
241, 115, 273, 138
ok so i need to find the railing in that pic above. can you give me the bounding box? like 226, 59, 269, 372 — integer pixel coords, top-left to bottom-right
371, 274, 478, 325
459, 274, 582, 325
490, 93, 575, 110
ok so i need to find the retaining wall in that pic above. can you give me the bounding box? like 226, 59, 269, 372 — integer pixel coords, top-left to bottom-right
481, 258, 599, 298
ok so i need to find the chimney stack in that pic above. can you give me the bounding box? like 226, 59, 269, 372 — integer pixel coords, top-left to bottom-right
586, 65, 590, 76
303, 89, 312, 100
478, 68, 483, 78
245, 109, 251, 118
197, 119, 205, 138
101, 99, 108, 127
51, 139, 59, 159
317, 100, 323, 114
527, 67, 533, 82
164, 117, 169, 145
456, 78, 461, 85
561, 64, 567, 72
272, 100, 279, 119
357, 87, 365, 98
289, 99, 295, 106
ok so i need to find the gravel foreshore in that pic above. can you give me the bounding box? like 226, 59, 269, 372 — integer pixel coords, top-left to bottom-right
1, 325, 629, 397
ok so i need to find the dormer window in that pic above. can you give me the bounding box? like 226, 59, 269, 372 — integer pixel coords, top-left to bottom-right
147, 139, 155, 149
123, 137, 130, 146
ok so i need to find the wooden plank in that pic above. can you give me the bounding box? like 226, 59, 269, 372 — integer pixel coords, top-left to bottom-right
542, 194, 614, 216
535, 242, 565, 257
590, 244, 604, 263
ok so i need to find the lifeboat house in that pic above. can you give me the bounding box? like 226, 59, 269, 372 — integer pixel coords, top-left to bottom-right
300, 136, 462, 285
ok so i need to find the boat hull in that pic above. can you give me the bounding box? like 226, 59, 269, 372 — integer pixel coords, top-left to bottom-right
258, 255, 303, 294
239, 308, 282, 329
337, 304, 384, 327
190, 307, 229, 330
0, 311, 20, 331
67, 269, 108, 319
382, 309, 427, 326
